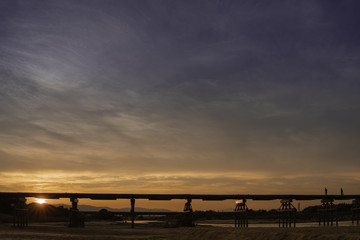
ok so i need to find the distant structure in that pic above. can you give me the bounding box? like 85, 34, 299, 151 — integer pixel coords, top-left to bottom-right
318, 198, 338, 226
278, 199, 297, 228
183, 198, 194, 226
13, 197, 28, 228
352, 199, 360, 225
234, 199, 248, 228
69, 197, 84, 227
2, 192, 360, 229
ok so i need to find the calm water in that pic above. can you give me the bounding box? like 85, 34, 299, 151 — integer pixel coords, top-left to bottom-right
198, 220, 356, 228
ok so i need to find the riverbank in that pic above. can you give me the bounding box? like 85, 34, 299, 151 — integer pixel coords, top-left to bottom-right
1, 221, 360, 240
196, 219, 355, 227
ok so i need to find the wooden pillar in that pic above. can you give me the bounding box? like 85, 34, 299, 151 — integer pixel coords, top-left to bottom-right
235, 211, 238, 228
13, 197, 28, 228
293, 208, 296, 228
330, 208, 333, 226
336, 209, 338, 226
234, 199, 248, 228
71, 197, 78, 210
318, 198, 335, 227
69, 198, 84, 227
183, 198, 193, 227
285, 202, 288, 227
278, 199, 296, 228
278, 208, 281, 227
351, 199, 360, 225
130, 198, 135, 228
235, 200, 239, 228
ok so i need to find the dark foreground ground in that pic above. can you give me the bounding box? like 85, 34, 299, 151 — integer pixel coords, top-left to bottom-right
0, 222, 360, 240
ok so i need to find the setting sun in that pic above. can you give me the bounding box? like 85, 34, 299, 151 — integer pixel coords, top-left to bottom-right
36, 198, 47, 204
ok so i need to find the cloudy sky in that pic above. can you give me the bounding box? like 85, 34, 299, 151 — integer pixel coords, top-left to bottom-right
1, 0, 360, 209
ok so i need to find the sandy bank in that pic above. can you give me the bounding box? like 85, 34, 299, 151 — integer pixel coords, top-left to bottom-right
0, 222, 359, 240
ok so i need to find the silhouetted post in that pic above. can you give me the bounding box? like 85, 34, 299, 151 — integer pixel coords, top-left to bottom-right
318, 198, 335, 227
336, 209, 338, 226
278, 199, 296, 228
246, 205, 248, 228
183, 198, 193, 227
351, 198, 360, 225
13, 197, 28, 228
330, 207, 333, 226
279, 210, 281, 227
69, 197, 84, 227
71, 197, 78, 210
234, 199, 248, 228
130, 198, 135, 228
285, 203, 288, 227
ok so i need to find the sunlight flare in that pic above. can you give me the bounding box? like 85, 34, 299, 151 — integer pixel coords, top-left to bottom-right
36, 198, 47, 204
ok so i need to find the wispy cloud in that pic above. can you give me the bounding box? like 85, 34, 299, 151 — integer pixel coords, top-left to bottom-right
0, 1, 359, 194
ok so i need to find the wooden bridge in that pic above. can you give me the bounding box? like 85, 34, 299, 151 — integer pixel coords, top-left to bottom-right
1, 192, 360, 228
1, 192, 359, 200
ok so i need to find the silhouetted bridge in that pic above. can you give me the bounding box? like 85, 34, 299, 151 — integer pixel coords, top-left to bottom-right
1, 192, 360, 228
2, 192, 360, 200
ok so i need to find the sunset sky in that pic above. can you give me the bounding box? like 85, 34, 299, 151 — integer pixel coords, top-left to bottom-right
1, 1, 360, 210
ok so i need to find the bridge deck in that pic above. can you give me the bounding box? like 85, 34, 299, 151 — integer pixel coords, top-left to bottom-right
1, 192, 359, 201
82, 211, 183, 215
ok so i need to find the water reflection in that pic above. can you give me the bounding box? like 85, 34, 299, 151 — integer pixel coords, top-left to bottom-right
198, 220, 356, 228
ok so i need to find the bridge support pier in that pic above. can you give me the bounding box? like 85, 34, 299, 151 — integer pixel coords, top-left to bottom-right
278, 199, 296, 228
318, 198, 337, 227
69, 197, 84, 227
182, 198, 194, 226
13, 197, 28, 228
351, 198, 360, 225
234, 199, 248, 228
130, 198, 135, 228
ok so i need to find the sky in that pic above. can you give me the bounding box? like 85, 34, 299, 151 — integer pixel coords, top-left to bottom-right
1, 0, 360, 210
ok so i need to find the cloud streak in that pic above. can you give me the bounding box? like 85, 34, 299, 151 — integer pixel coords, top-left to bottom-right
0, 0, 360, 195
